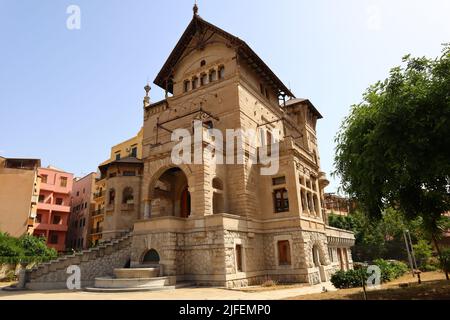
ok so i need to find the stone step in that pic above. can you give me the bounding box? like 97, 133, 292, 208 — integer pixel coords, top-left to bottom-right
84, 285, 175, 293
94, 276, 171, 289
114, 268, 160, 279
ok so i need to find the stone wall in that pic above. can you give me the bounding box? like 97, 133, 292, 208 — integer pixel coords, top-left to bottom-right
131, 222, 345, 288
23, 233, 132, 290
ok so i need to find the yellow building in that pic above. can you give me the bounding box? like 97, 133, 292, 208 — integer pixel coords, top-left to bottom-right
89, 128, 143, 245
102, 128, 143, 165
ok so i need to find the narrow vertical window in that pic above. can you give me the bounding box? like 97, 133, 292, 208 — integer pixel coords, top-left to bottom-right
192, 77, 199, 89
109, 189, 115, 205
184, 80, 190, 92
209, 69, 217, 82
218, 66, 225, 80
235, 245, 243, 272
200, 73, 208, 86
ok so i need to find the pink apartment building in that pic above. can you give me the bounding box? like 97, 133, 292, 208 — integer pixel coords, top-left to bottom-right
33, 166, 73, 252
67, 172, 96, 250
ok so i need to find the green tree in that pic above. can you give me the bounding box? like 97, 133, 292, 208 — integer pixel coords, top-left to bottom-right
413, 239, 433, 269
0, 232, 57, 265
334, 46, 450, 279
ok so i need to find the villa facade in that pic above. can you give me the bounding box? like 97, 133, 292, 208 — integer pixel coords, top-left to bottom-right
112, 10, 356, 287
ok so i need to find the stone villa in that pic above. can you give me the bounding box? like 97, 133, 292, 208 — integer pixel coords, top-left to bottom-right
23, 6, 354, 290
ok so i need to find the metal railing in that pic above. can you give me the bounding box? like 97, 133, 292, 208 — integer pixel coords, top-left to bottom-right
93, 191, 105, 199
91, 208, 105, 217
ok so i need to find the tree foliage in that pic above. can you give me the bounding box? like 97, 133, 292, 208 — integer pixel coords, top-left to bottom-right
329, 208, 423, 262
0, 232, 57, 265
334, 45, 450, 275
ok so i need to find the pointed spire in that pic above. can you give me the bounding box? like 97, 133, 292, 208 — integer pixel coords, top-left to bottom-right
143, 83, 151, 108
193, 1, 199, 16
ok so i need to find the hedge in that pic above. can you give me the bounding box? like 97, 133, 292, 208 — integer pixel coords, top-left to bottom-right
331, 259, 408, 289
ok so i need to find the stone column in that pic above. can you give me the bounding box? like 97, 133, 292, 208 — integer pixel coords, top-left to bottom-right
287, 159, 301, 216
143, 200, 151, 219
305, 192, 311, 214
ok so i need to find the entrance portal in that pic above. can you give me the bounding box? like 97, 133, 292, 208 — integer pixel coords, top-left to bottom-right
149, 167, 190, 217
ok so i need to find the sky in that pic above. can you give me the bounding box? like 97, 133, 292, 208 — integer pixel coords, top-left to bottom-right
0, 0, 449, 193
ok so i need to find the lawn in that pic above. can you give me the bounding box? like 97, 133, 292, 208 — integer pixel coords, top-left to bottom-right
287, 272, 450, 300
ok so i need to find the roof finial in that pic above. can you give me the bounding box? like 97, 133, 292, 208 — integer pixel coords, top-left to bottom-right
193, 1, 199, 16
143, 82, 151, 108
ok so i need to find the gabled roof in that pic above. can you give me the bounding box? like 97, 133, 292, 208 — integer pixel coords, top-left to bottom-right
154, 15, 294, 98
285, 98, 323, 119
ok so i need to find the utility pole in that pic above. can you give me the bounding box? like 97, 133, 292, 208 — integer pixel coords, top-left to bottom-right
404, 230, 415, 277
407, 230, 418, 271
406, 230, 421, 284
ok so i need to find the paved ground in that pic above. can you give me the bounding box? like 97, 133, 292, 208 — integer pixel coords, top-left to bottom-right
0, 282, 336, 300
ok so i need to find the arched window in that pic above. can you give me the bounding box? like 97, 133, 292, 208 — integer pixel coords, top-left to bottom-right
142, 249, 160, 264
108, 189, 115, 205
209, 69, 217, 82
122, 187, 134, 204
192, 76, 199, 90
218, 65, 225, 80
200, 73, 208, 86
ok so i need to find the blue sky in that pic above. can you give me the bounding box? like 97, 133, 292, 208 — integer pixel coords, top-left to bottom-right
0, 0, 449, 193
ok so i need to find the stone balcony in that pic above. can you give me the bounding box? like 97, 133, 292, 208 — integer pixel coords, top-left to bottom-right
325, 226, 355, 247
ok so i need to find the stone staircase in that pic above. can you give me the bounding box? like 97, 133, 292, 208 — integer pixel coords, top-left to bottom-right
22, 232, 133, 290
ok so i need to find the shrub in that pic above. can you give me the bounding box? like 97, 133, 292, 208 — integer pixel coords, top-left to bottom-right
373, 259, 408, 282
331, 260, 408, 289
0, 233, 23, 264
19, 235, 57, 263
331, 269, 367, 289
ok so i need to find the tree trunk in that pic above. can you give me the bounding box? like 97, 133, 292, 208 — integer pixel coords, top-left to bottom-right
432, 233, 449, 281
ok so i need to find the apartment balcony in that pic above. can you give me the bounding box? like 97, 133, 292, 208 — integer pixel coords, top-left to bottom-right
93, 191, 105, 199
34, 223, 68, 232
91, 208, 105, 217
39, 182, 71, 194
36, 203, 71, 213
91, 227, 103, 235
